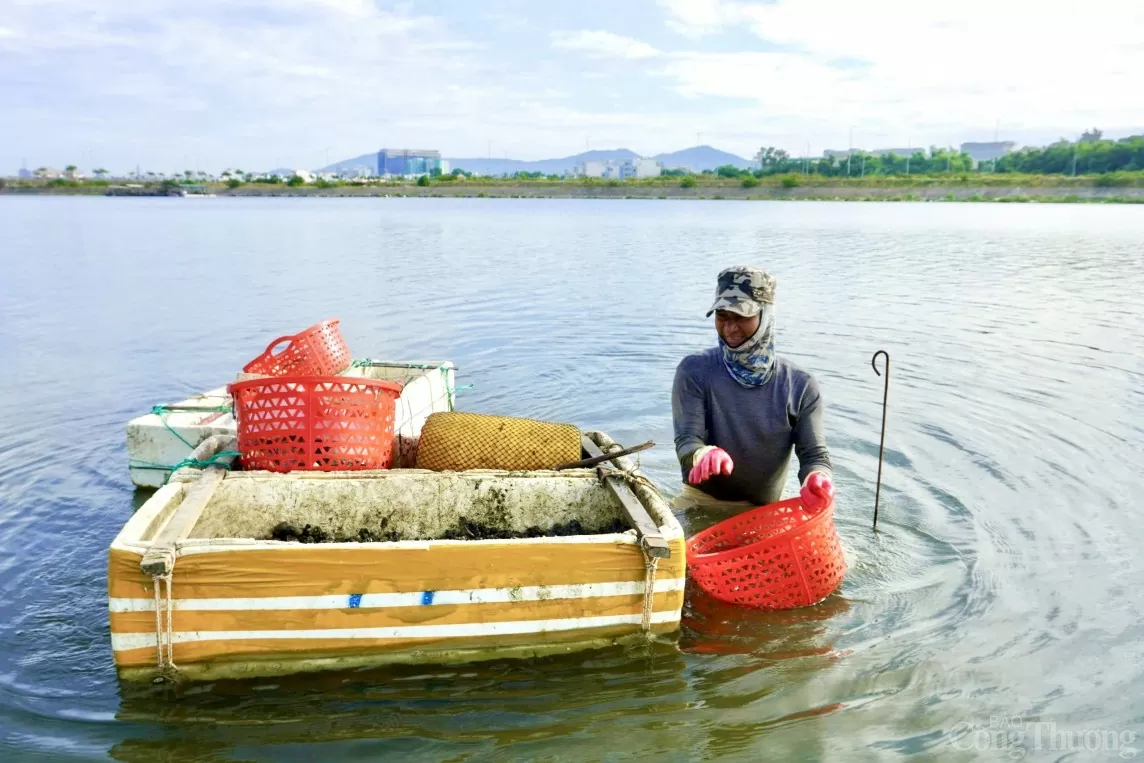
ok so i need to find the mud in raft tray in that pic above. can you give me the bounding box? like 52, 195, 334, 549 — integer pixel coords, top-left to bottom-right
108, 453, 686, 681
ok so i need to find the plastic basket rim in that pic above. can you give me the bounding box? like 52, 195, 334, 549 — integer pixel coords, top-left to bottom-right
240, 318, 345, 374
227, 375, 404, 396
685, 496, 836, 566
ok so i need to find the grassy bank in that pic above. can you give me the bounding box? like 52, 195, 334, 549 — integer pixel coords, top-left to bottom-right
5, 173, 1144, 203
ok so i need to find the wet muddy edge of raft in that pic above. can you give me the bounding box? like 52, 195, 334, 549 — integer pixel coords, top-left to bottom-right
268, 517, 631, 544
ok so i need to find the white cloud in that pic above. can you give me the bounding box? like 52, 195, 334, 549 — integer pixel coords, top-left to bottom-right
658, 0, 735, 36
2, 0, 1142, 169
550, 30, 660, 60
313, 0, 375, 17
0, 0, 554, 169
656, 0, 1144, 147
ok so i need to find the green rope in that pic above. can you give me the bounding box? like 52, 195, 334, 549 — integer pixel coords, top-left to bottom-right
170, 450, 241, 473
129, 450, 240, 486
134, 398, 238, 484
149, 404, 232, 451
152, 404, 232, 413
151, 406, 194, 450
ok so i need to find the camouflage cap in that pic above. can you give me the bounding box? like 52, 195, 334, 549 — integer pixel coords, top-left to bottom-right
706, 266, 776, 317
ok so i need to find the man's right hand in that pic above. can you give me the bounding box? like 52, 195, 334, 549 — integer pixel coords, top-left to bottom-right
688, 446, 734, 484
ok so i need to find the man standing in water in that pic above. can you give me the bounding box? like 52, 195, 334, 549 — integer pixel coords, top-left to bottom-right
672, 266, 834, 514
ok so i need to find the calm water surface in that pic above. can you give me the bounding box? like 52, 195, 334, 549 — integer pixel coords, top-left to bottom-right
1, 197, 1142, 761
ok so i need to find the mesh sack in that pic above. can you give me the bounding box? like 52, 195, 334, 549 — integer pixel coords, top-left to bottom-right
415, 412, 581, 471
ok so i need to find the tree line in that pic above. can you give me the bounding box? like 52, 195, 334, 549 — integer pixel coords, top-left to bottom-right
995, 131, 1144, 174
723, 130, 1144, 178
718, 146, 976, 179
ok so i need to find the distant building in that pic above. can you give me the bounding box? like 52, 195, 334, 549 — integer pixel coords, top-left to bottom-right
869, 147, 926, 158
439, 159, 450, 175
291, 169, 315, 183
573, 159, 655, 179
620, 158, 662, 179
34, 167, 63, 179
574, 160, 608, 178
377, 148, 442, 177
338, 165, 374, 179
960, 141, 1016, 165
825, 147, 925, 159
18, 168, 31, 179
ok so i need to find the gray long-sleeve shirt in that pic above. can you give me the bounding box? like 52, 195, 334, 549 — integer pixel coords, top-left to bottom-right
672, 349, 832, 505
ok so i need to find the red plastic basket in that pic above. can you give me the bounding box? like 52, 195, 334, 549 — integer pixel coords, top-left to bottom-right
227, 376, 403, 472
241, 319, 351, 378
686, 497, 846, 610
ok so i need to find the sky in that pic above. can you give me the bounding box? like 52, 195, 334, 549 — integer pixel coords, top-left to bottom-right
2, 0, 1143, 174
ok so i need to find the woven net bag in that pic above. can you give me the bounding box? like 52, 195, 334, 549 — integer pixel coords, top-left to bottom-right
415, 412, 581, 471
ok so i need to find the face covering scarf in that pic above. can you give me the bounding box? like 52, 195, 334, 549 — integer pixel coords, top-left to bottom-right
719, 304, 776, 387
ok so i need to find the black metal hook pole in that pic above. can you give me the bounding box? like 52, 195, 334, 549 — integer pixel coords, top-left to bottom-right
871, 350, 890, 530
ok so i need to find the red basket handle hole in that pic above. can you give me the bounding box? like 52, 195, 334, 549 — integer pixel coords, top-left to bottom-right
263, 335, 297, 357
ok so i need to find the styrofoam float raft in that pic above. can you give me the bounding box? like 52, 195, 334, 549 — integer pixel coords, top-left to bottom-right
109, 432, 686, 682
126, 360, 456, 488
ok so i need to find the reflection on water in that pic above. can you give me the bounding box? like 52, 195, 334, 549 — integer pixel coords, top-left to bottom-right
0, 197, 1142, 760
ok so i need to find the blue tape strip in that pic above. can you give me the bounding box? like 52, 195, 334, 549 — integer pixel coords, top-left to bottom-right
421, 590, 435, 605
348, 593, 363, 608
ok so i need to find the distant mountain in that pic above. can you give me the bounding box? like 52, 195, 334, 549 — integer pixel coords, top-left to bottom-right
315, 153, 377, 175
445, 149, 640, 176
314, 145, 753, 176
653, 145, 753, 171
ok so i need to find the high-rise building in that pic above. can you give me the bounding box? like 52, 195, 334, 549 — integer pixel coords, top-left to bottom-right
377, 149, 442, 177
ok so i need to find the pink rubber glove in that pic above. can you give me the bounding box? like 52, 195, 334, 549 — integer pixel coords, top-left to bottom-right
688, 446, 734, 485
800, 472, 835, 513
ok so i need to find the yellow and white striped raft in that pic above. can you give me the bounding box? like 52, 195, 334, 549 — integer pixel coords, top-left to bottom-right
109, 441, 686, 682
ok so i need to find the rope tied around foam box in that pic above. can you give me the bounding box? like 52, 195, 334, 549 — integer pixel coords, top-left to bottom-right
596, 459, 661, 633
128, 403, 238, 486
641, 555, 660, 634
139, 436, 238, 681
149, 551, 178, 681
583, 432, 672, 636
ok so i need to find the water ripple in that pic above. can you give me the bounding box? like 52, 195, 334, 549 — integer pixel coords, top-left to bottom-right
0, 197, 1142, 759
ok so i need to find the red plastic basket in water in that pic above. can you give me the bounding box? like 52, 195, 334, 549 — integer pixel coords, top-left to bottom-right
227, 376, 402, 472
686, 497, 846, 610
241, 319, 351, 378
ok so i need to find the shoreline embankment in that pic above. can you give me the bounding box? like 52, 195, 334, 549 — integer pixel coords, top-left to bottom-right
4, 182, 1143, 203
